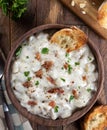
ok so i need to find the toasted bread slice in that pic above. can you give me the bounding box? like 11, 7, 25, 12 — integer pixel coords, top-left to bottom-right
98, 2, 107, 29
50, 26, 87, 52
83, 105, 107, 130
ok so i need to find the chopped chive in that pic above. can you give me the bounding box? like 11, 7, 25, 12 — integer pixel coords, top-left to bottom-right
68, 64, 72, 74
87, 88, 91, 92
69, 95, 74, 102
35, 81, 39, 86
54, 106, 59, 113
15, 46, 22, 57
27, 77, 31, 81
41, 47, 49, 54
75, 62, 80, 66
60, 78, 66, 82
24, 71, 30, 77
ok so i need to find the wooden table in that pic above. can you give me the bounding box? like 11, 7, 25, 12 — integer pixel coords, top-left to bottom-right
0, 0, 107, 129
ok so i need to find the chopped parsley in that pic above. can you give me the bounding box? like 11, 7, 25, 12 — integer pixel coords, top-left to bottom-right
87, 88, 91, 92
88, 56, 92, 61
24, 71, 30, 77
61, 67, 64, 70
65, 53, 69, 57
35, 81, 39, 86
41, 47, 49, 54
26, 56, 29, 59
15, 46, 22, 57
78, 86, 80, 89
75, 62, 80, 66
68, 64, 72, 74
0, 0, 28, 20
67, 58, 71, 63
54, 106, 59, 113
60, 78, 66, 82
27, 77, 31, 81
69, 95, 74, 102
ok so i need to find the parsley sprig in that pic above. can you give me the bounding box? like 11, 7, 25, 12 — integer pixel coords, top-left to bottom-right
0, 0, 28, 20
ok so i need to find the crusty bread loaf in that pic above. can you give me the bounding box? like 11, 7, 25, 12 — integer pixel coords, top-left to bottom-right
98, 1, 107, 29
50, 26, 87, 52
83, 105, 107, 130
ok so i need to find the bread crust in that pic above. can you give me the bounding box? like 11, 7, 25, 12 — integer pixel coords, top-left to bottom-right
98, 2, 107, 29
83, 105, 107, 130
50, 26, 87, 52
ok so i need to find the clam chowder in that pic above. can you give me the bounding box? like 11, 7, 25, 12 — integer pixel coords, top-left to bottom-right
11, 33, 98, 120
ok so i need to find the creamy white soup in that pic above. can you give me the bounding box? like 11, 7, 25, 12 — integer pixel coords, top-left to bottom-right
11, 32, 98, 120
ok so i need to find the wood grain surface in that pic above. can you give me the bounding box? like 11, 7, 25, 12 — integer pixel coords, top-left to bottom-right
0, 0, 107, 130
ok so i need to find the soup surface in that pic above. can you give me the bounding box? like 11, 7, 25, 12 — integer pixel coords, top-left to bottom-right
11, 32, 98, 120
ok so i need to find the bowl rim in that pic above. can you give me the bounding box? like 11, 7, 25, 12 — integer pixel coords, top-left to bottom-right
4, 24, 104, 126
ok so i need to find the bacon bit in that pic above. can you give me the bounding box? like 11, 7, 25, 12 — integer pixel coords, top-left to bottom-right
82, 75, 87, 81
72, 89, 79, 99
72, 81, 74, 84
49, 101, 56, 108
46, 76, 56, 85
42, 61, 53, 71
63, 62, 68, 69
48, 88, 64, 94
28, 101, 37, 106
35, 52, 41, 60
70, 81, 74, 85
67, 48, 71, 53
35, 69, 43, 78
23, 81, 31, 88
13, 87, 16, 90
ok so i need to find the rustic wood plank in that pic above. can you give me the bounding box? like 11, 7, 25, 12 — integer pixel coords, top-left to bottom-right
10, 0, 37, 46
0, 9, 10, 57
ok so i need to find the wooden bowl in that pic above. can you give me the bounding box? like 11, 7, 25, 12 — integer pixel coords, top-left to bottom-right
4, 24, 104, 126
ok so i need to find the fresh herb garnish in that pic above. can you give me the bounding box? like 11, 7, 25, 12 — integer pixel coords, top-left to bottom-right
67, 58, 71, 63
75, 62, 80, 66
69, 95, 74, 102
54, 106, 59, 113
15, 46, 22, 57
24, 71, 30, 77
87, 88, 91, 92
41, 47, 49, 54
88, 56, 92, 61
0, 0, 28, 20
27, 77, 31, 81
61, 67, 64, 70
60, 78, 66, 82
65, 53, 69, 57
68, 64, 72, 74
35, 81, 39, 86
78, 86, 80, 89
26, 56, 29, 59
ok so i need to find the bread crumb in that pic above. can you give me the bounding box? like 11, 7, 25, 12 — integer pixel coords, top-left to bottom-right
71, 0, 75, 7
79, 3, 86, 9
81, 11, 86, 14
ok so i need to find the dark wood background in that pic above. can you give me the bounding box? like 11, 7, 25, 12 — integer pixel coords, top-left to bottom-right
0, 0, 107, 129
